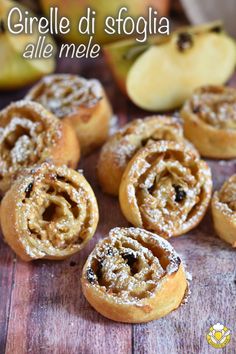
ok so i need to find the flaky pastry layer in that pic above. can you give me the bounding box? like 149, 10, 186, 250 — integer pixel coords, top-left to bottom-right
0, 163, 99, 261
98, 116, 197, 196
26, 74, 113, 155
212, 174, 236, 247
82, 227, 188, 323
0, 100, 80, 194
181, 85, 236, 158
119, 141, 212, 238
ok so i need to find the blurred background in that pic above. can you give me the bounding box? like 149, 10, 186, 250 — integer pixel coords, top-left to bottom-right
1, 0, 235, 102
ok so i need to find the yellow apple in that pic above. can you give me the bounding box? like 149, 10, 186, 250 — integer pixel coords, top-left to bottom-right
103, 38, 142, 94
103, 34, 168, 94
127, 24, 236, 111
0, 0, 55, 90
40, 0, 169, 45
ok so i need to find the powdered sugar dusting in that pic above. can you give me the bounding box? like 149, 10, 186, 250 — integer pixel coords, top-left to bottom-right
14, 163, 98, 259
188, 86, 236, 129
121, 141, 212, 238
83, 227, 187, 306
0, 100, 62, 192
26, 74, 104, 119
99, 115, 185, 169
213, 174, 236, 216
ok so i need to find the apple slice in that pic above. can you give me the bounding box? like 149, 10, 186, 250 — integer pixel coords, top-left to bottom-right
126, 27, 236, 111
103, 34, 169, 94
0, 0, 55, 90
103, 39, 146, 94
104, 21, 228, 97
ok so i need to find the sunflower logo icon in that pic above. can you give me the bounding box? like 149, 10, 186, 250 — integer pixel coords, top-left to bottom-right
206, 323, 231, 349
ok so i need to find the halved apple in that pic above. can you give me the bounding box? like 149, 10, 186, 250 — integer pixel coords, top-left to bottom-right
103, 39, 147, 94
126, 25, 236, 111
103, 34, 169, 94
0, 0, 55, 90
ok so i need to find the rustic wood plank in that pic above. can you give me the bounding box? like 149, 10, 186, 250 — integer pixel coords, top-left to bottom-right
0, 80, 25, 354
0, 240, 15, 353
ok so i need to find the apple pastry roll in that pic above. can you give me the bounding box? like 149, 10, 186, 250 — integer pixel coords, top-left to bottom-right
81, 227, 188, 323
0, 163, 99, 261
119, 141, 212, 238
98, 116, 197, 196
0, 100, 80, 195
212, 174, 236, 247
181, 85, 236, 158
25, 74, 113, 155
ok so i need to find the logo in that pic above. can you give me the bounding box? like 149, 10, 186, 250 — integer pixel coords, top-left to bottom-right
206, 323, 231, 349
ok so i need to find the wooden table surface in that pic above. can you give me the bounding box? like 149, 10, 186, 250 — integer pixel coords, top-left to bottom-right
0, 56, 236, 354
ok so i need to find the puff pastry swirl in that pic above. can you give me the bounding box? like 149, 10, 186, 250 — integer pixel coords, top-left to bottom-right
119, 141, 212, 238
0, 100, 80, 195
98, 116, 196, 196
0, 163, 99, 261
81, 227, 188, 323
181, 85, 236, 158
212, 174, 236, 247
26, 74, 113, 155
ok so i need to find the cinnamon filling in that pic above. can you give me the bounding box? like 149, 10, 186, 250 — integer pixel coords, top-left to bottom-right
0, 110, 58, 183
219, 176, 236, 212
191, 86, 236, 129
22, 172, 90, 249
135, 149, 205, 236
29, 75, 102, 119
86, 229, 180, 301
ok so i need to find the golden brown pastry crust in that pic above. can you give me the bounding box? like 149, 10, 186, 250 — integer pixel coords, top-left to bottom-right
212, 174, 236, 247
0, 100, 80, 195
98, 116, 197, 196
25, 74, 113, 155
81, 227, 188, 323
0, 163, 99, 261
119, 141, 212, 238
181, 85, 236, 158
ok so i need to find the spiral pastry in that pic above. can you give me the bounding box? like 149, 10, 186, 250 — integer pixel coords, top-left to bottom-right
25, 74, 113, 155
81, 227, 188, 323
0, 163, 99, 261
181, 85, 236, 158
119, 141, 212, 238
98, 116, 197, 196
212, 175, 236, 247
0, 100, 80, 195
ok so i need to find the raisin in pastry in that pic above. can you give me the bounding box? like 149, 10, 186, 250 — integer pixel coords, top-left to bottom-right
0, 163, 99, 261
119, 141, 212, 238
98, 115, 197, 196
81, 227, 188, 323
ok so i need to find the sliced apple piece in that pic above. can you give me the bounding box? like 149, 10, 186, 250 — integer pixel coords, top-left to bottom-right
103, 34, 169, 94
127, 28, 236, 111
0, 0, 55, 90
103, 39, 146, 94
104, 21, 229, 97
